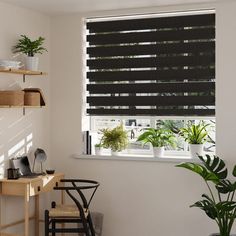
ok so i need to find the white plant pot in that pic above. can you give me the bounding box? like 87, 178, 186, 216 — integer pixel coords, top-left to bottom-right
111, 151, 121, 156
25, 56, 39, 71
95, 147, 103, 155
189, 144, 203, 158
153, 147, 164, 157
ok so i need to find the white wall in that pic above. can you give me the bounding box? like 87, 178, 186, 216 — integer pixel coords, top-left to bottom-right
50, 2, 236, 236
0, 2, 50, 235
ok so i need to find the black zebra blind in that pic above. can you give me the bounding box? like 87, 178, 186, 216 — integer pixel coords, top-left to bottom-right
86, 12, 215, 116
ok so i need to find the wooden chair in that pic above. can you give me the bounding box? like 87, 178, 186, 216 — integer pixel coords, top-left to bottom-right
45, 179, 100, 236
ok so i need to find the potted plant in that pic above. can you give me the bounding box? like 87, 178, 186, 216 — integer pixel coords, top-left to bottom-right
137, 128, 176, 157
94, 143, 103, 155
179, 121, 209, 158
13, 35, 47, 71
100, 124, 128, 156
176, 154, 236, 236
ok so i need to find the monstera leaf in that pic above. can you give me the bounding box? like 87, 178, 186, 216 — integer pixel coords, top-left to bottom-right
216, 201, 236, 217
198, 155, 228, 180
216, 180, 236, 194
176, 162, 219, 183
191, 194, 217, 219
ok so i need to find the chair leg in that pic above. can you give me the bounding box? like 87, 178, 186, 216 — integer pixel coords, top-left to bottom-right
87, 213, 96, 236
52, 220, 56, 236
81, 216, 90, 236
45, 210, 49, 236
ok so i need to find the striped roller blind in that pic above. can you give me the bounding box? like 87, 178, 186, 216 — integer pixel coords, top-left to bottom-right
86, 12, 215, 116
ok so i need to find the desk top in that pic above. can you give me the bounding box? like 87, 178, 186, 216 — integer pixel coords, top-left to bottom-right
0, 173, 64, 184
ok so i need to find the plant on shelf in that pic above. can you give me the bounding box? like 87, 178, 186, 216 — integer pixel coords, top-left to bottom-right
13, 35, 47, 71
100, 124, 128, 155
137, 128, 176, 157
176, 154, 236, 236
179, 121, 209, 158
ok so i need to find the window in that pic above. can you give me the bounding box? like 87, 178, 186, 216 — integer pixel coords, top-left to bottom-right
85, 10, 215, 157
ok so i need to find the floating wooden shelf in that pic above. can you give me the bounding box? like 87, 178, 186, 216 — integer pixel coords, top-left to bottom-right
0, 68, 46, 76
0, 233, 20, 236
0, 105, 42, 108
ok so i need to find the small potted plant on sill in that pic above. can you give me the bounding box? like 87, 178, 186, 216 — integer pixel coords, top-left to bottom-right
100, 124, 128, 156
179, 121, 209, 158
176, 154, 236, 236
137, 128, 176, 157
13, 35, 47, 71
94, 143, 103, 155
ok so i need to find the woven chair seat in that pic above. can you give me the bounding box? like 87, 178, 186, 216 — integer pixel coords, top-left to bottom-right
49, 205, 88, 218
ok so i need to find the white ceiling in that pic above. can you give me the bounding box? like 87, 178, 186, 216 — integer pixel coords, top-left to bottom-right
0, 0, 220, 16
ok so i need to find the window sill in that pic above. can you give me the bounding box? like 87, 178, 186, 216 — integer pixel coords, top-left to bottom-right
72, 153, 199, 163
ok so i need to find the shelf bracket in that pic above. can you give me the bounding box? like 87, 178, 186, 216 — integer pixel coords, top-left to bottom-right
23, 74, 26, 83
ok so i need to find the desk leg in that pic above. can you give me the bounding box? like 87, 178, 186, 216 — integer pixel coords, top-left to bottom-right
24, 185, 30, 236
35, 195, 39, 236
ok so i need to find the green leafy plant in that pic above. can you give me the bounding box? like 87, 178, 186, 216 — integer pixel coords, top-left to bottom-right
137, 128, 176, 148
179, 121, 209, 144
100, 125, 128, 152
176, 155, 236, 236
13, 35, 47, 57
95, 143, 103, 148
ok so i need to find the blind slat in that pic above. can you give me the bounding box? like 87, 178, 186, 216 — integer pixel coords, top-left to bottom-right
87, 28, 215, 45
87, 55, 215, 69
87, 108, 215, 116
87, 96, 215, 106
87, 41, 215, 57
87, 14, 215, 33
87, 68, 215, 82
87, 82, 215, 94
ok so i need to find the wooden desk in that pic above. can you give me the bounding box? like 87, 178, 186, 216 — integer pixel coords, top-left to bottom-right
0, 173, 64, 236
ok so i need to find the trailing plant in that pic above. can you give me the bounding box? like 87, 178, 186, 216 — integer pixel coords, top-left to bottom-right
179, 121, 209, 144
137, 128, 176, 148
176, 155, 236, 236
13, 35, 47, 57
100, 125, 128, 152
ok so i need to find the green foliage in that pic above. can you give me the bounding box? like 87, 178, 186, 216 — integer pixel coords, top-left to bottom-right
176, 155, 236, 236
100, 125, 128, 152
13, 35, 47, 57
137, 128, 176, 148
179, 121, 209, 144
95, 143, 103, 148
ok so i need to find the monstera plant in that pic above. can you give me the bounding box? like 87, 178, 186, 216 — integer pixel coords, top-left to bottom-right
176, 155, 236, 236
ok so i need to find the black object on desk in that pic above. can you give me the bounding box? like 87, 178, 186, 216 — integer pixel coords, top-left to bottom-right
7, 168, 20, 179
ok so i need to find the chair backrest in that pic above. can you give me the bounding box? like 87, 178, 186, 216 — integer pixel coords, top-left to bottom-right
54, 179, 100, 214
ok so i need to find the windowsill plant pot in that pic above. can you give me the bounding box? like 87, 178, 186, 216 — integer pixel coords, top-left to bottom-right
137, 128, 176, 158
179, 121, 209, 159
189, 144, 203, 158
111, 151, 121, 156
100, 124, 128, 157
94, 147, 103, 155
153, 147, 164, 158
